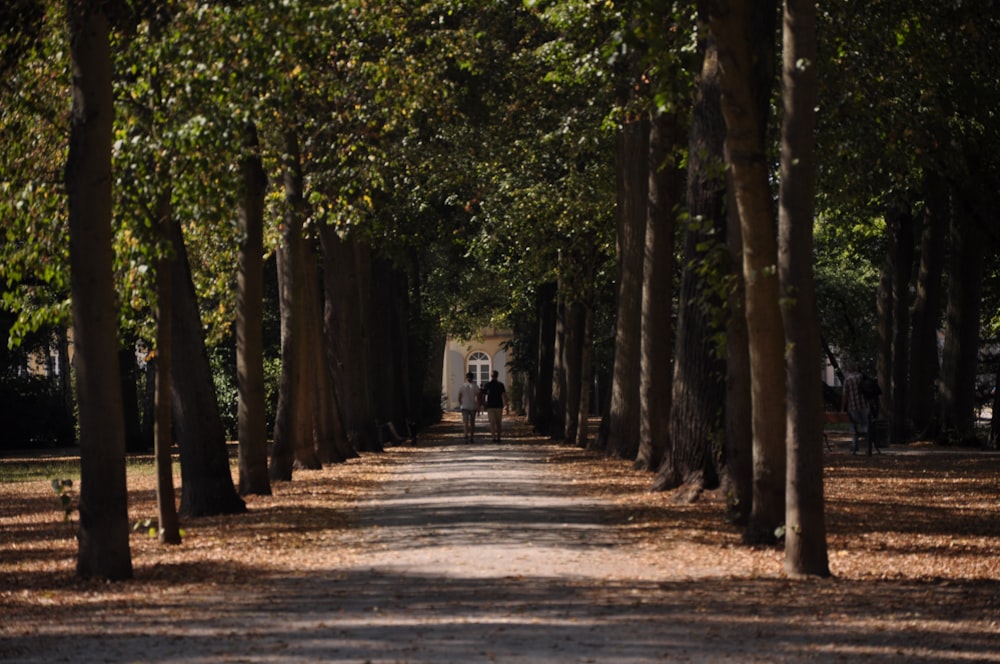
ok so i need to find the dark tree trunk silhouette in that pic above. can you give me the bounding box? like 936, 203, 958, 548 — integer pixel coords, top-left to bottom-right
321, 228, 378, 452
271, 129, 321, 478
371, 257, 412, 439
549, 296, 567, 440
907, 172, 948, 437
888, 205, 915, 444
154, 184, 181, 545
562, 300, 585, 444
654, 49, 725, 495
605, 115, 648, 460
706, 0, 786, 543
574, 302, 595, 448
66, 0, 132, 580
236, 122, 271, 495
168, 214, 246, 516
725, 175, 752, 523
778, 0, 829, 577
119, 340, 144, 453
532, 282, 557, 435
637, 111, 680, 472
938, 197, 986, 444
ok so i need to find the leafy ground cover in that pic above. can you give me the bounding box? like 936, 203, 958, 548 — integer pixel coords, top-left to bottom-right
1, 414, 998, 661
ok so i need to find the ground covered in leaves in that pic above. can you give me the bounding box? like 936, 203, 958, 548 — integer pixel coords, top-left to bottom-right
1, 414, 999, 661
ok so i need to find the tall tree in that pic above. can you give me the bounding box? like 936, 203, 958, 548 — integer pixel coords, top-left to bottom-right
907, 172, 948, 437
653, 37, 726, 496
236, 121, 271, 496
153, 180, 181, 545
636, 111, 679, 472
168, 214, 246, 517
886, 203, 915, 444
938, 201, 986, 444
271, 129, 321, 478
604, 114, 649, 460
705, 0, 786, 544
66, 0, 132, 580
778, 0, 829, 577
321, 228, 377, 453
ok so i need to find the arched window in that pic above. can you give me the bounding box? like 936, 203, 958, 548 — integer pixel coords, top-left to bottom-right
467, 351, 491, 387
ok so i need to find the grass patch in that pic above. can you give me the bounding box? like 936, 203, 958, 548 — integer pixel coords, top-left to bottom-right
0, 453, 180, 485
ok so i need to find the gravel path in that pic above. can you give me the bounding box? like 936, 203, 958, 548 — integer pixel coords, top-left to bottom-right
8, 416, 1000, 663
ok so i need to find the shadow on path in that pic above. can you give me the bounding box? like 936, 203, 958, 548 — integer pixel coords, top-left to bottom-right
4, 414, 999, 663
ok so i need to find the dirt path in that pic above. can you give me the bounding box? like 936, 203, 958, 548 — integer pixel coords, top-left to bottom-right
4, 413, 1000, 662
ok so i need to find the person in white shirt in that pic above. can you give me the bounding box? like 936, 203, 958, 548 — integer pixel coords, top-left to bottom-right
457, 372, 482, 443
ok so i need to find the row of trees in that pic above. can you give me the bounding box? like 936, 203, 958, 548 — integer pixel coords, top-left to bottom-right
2, 1, 998, 580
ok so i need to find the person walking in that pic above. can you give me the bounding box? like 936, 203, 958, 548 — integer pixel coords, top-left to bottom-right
482, 370, 510, 443
458, 372, 482, 443
841, 364, 869, 455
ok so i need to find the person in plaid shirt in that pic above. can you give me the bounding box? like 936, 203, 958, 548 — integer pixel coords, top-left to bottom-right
841, 364, 869, 454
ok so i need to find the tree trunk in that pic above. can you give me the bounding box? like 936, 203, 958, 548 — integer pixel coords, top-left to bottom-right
55, 328, 75, 446
66, 0, 132, 580
154, 185, 181, 545
938, 198, 985, 444
653, 40, 726, 496
236, 122, 271, 495
303, 230, 351, 463
725, 173, 752, 523
989, 359, 1000, 450
575, 302, 595, 448
778, 0, 829, 577
532, 282, 557, 435
321, 228, 377, 452
271, 129, 321, 477
907, 171, 948, 437
876, 257, 892, 422
636, 111, 679, 472
370, 257, 411, 438
707, 0, 786, 544
606, 115, 648, 460
119, 340, 144, 453
169, 215, 246, 516
562, 300, 585, 444
549, 296, 567, 440
888, 205, 915, 444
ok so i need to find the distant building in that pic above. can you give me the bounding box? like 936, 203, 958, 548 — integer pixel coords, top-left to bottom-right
441, 328, 512, 410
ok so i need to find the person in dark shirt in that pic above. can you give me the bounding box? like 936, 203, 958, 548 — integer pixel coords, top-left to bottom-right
482, 370, 510, 443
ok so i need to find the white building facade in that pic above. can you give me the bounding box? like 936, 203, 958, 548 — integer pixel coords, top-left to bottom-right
441, 328, 512, 410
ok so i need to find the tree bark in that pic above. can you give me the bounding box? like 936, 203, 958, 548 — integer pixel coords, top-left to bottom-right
653, 41, 725, 496
370, 256, 412, 438
532, 282, 557, 435
888, 205, 915, 443
876, 255, 892, 419
707, 0, 786, 543
575, 302, 595, 448
778, 0, 829, 577
236, 122, 271, 495
636, 111, 679, 472
549, 296, 567, 440
169, 215, 246, 516
119, 340, 144, 453
271, 129, 321, 478
154, 184, 181, 545
938, 198, 985, 444
605, 115, 648, 460
321, 227, 377, 452
303, 230, 351, 463
562, 300, 585, 444
725, 173, 752, 523
907, 172, 948, 437
66, 0, 132, 580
